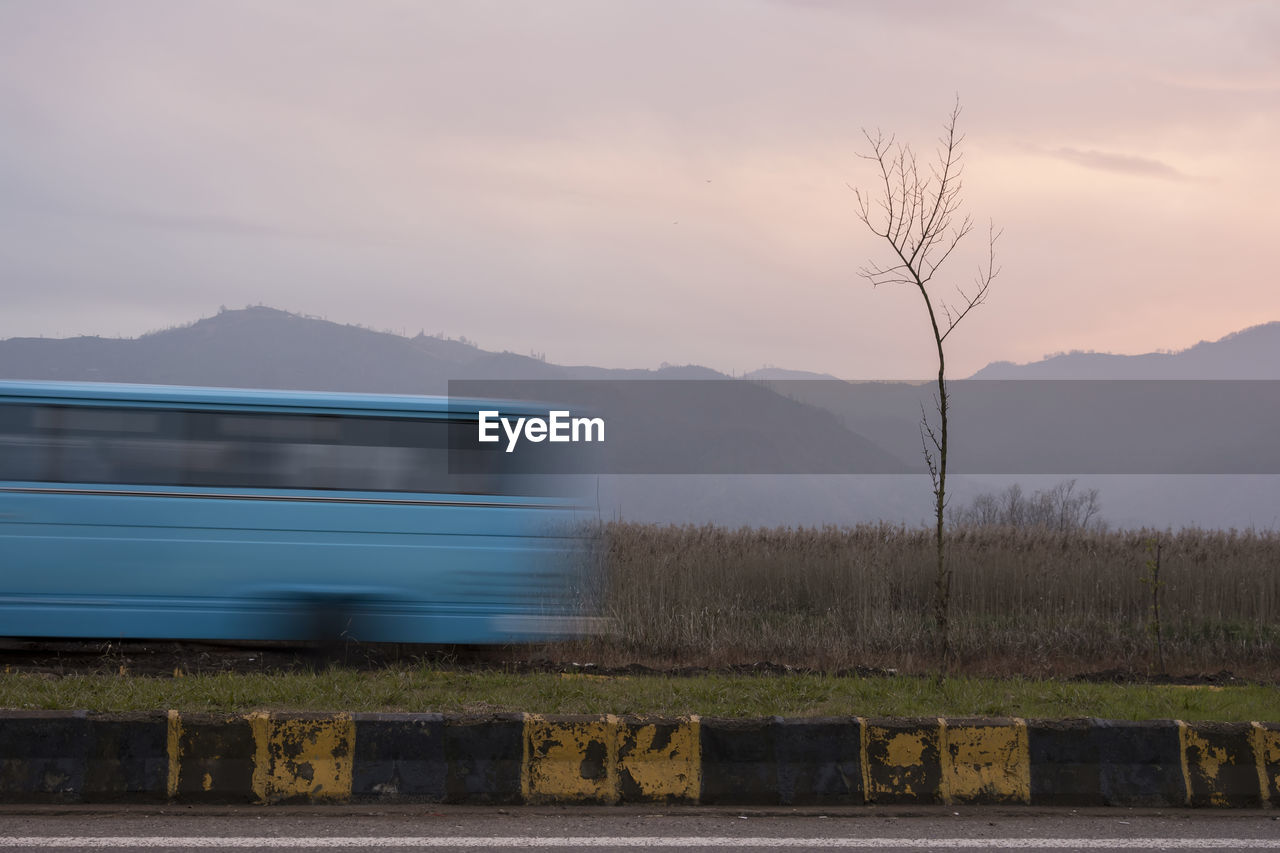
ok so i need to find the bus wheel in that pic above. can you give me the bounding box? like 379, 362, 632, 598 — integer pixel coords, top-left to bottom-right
309, 599, 352, 667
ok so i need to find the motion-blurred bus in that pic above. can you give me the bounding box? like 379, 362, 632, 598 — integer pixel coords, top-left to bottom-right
0, 381, 596, 644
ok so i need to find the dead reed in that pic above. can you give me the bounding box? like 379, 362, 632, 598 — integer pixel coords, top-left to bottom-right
561, 522, 1280, 678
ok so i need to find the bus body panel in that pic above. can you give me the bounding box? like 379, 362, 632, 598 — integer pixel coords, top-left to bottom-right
0, 381, 592, 643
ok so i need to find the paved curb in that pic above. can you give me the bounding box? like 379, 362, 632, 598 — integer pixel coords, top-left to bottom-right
1, 712, 1277, 806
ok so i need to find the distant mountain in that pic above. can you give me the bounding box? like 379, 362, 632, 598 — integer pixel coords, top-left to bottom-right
0, 306, 800, 391
0, 307, 555, 392
0, 306, 911, 477
970, 322, 1280, 378
743, 367, 841, 381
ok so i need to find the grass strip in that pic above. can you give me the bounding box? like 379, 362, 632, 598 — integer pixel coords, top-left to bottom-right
2, 669, 1276, 721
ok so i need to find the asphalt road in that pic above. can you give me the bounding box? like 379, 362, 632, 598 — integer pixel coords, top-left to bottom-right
1, 806, 1278, 852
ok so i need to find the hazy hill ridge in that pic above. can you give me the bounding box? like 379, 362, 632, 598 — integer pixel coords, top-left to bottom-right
6, 305, 1279, 385
0, 307, 775, 390
970, 322, 1280, 379
0, 306, 911, 476
0, 307, 551, 392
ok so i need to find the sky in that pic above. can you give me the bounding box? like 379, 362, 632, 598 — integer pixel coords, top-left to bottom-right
2, 0, 1278, 378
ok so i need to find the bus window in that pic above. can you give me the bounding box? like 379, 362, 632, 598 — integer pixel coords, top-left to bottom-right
0, 401, 548, 496
0, 404, 188, 486
0, 405, 47, 482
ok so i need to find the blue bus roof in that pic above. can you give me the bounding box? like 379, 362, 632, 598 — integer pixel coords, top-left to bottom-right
0, 380, 520, 417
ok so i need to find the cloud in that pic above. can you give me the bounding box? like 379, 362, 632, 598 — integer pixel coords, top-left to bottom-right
1048, 147, 1197, 182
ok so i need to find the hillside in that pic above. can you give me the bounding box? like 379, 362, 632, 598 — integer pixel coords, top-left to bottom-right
0, 306, 911, 478
0, 307, 547, 392
970, 322, 1280, 379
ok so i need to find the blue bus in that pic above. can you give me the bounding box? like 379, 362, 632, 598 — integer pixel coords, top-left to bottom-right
0, 381, 596, 644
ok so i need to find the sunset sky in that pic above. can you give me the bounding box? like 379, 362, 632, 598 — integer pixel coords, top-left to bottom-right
2, 1, 1277, 378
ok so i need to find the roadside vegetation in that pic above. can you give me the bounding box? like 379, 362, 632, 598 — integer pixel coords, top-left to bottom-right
2, 668, 1273, 721
561, 520, 1280, 680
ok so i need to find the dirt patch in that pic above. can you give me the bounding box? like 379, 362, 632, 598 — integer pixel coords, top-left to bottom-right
1068, 667, 1246, 686
2, 639, 1274, 686
0, 638, 502, 677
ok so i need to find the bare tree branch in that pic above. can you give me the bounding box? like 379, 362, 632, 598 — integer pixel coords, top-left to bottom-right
851, 98, 999, 676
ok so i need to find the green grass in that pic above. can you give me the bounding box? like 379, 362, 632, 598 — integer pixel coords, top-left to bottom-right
2, 668, 1276, 721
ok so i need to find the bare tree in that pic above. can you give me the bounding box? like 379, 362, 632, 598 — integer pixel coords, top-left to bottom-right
950, 479, 1105, 533
852, 100, 1001, 672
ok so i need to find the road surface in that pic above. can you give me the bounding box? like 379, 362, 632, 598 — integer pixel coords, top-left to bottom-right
1, 805, 1278, 852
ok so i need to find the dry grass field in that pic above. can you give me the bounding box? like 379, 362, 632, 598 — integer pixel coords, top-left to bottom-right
558, 522, 1280, 680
